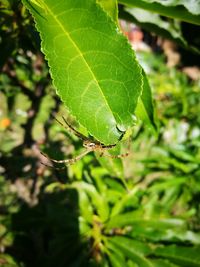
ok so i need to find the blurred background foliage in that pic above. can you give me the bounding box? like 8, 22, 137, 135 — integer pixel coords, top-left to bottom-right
0, 0, 200, 266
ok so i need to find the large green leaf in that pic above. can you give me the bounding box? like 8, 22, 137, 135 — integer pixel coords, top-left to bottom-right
22, 0, 143, 145
154, 245, 200, 267
118, 0, 200, 25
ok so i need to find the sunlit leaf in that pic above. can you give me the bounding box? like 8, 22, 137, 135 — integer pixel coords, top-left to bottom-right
72, 182, 110, 222
22, 0, 143, 145
138, 0, 200, 15
118, 0, 200, 25
106, 213, 185, 229
97, 0, 118, 23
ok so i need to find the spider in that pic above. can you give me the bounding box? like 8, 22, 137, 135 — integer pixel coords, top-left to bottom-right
40, 116, 129, 167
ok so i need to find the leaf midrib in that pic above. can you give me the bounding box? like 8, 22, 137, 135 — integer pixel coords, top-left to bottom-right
44, 2, 115, 120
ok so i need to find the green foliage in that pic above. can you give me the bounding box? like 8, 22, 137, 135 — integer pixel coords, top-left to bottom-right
43, 166, 200, 266
22, 0, 144, 144
135, 69, 157, 130
120, 7, 200, 54
97, 0, 119, 23
0, 0, 200, 267
118, 0, 200, 25
154, 245, 200, 267
137, 0, 200, 15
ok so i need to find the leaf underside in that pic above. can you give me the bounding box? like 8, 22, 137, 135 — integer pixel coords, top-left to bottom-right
138, 0, 200, 15
118, 0, 200, 25
22, 0, 143, 144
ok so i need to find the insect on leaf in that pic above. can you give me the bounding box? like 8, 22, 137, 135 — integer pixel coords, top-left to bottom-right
22, 0, 143, 145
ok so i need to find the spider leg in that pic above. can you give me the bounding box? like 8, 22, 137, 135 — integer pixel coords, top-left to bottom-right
103, 152, 129, 159
40, 149, 92, 165
62, 116, 88, 141
51, 115, 88, 141
40, 161, 66, 170
51, 115, 69, 130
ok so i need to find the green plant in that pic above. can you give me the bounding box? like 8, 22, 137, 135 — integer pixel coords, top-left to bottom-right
21, 0, 156, 145
0, 0, 200, 266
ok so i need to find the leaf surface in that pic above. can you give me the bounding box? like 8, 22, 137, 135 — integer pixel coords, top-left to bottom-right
139, 0, 200, 15
97, 0, 119, 23
22, 0, 143, 144
118, 0, 200, 25
108, 236, 153, 267
135, 69, 157, 130
106, 212, 185, 229
120, 7, 200, 54
154, 245, 200, 267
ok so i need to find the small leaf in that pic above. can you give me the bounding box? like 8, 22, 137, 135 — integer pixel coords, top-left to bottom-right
135, 69, 157, 130
22, 0, 143, 145
77, 190, 94, 223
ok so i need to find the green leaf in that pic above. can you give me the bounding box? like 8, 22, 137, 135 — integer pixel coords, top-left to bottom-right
0, 254, 20, 267
77, 190, 94, 223
106, 239, 127, 264
110, 187, 139, 217
73, 182, 110, 222
118, 0, 200, 25
22, 0, 143, 145
150, 259, 179, 267
107, 247, 127, 267
168, 146, 200, 163
109, 236, 152, 255
106, 212, 185, 229
127, 261, 139, 267
120, 7, 200, 54
135, 69, 157, 130
97, 0, 119, 23
138, 0, 200, 16
154, 245, 200, 267
108, 236, 153, 267
95, 145, 124, 178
